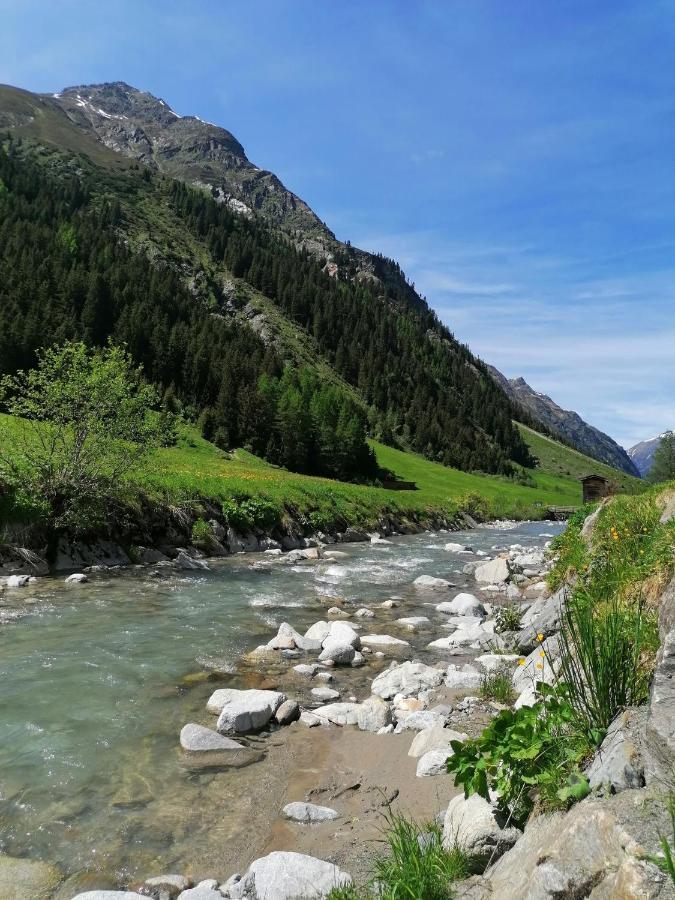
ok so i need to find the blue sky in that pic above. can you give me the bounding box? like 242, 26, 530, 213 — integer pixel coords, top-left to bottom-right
1, 0, 673, 449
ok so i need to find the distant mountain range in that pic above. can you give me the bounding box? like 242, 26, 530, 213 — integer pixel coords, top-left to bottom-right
628, 432, 672, 477
487, 368, 640, 477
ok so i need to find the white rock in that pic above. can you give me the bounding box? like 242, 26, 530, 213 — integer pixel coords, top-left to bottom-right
305, 621, 331, 643
6, 574, 30, 587
311, 687, 340, 702
444, 542, 471, 552
283, 801, 339, 823
180, 723, 245, 754
350, 651, 365, 667
318, 639, 355, 665
225, 851, 352, 899
475, 653, 522, 673
474, 557, 510, 584
293, 664, 319, 677
417, 748, 455, 776
175, 550, 210, 570
178, 881, 224, 900
395, 709, 448, 731
414, 575, 453, 590
326, 606, 351, 618
356, 695, 392, 732
442, 793, 520, 866
359, 634, 410, 648
65, 572, 88, 583
315, 671, 333, 683
371, 661, 444, 699
428, 624, 493, 650
326, 621, 361, 648
380, 599, 399, 609
206, 689, 286, 733
439, 592, 486, 617
311, 702, 360, 726
395, 616, 430, 631
409, 725, 467, 758
445, 664, 482, 690
441, 615, 484, 630
70, 893, 148, 900
354, 607, 375, 618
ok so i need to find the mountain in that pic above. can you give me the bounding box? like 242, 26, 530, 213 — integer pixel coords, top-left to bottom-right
0, 81, 534, 477
488, 367, 640, 477
629, 432, 672, 477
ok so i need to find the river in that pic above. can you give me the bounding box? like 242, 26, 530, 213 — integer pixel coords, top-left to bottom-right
0, 520, 561, 888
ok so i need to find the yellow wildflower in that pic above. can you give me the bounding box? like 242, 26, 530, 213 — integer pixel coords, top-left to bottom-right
537, 633, 544, 642
539, 650, 545, 658
535, 663, 544, 670
517, 658, 526, 666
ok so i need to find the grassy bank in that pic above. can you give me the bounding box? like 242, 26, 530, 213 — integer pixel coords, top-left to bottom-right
1, 411, 630, 537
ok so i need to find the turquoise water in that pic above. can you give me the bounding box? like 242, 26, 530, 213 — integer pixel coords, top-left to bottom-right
0, 521, 560, 885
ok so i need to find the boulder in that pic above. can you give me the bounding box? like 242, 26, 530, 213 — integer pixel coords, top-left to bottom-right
474, 557, 510, 585
318, 639, 355, 665
459, 798, 670, 898
304, 621, 331, 643
179, 724, 259, 768
221, 851, 352, 898
445, 664, 482, 690
414, 575, 453, 590
396, 616, 430, 631
283, 802, 339, 823
445, 542, 471, 552
515, 590, 563, 652
326, 621, 361, 648
175, 550, 210, 570
356, 695, 393, 732
0, 853, 63, 900
206, 689, 286, 733
441, 615, 484, 629
371, 661, 445, 699
409, 726, 467, 758
326, 607, 350, 619
380, 599, 399, 609
428, 624, 493, 651
312, 702, 360, 726
292, 664, 319, 678
417, 748, 455, 777
65, 572, 88, 583
271, 622, 322, 652
396, 709, 448, 731
140, 874, 192, 899
587, 708, 646, 793
274, 700, 301, 725
475, 653, 522, 674
442, 793, 520, 871
359, 634, 410, 649
311, 687, 340, 702
354, 607, 375, 618
176, 881, 223, 900
439, 593, 486, 617
6, 574, 30, 587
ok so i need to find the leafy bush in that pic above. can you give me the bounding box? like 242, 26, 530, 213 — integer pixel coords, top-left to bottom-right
479, 671, 515, 704
494, 604, 522, 634
221, 495, 281, 533
457, 491, 491, 522
191, 517, 214, 547
447, 686, 592, 826
558, 587, 657, 736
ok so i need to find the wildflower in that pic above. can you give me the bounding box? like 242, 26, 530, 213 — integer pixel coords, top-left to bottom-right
539, 650, 545, 658
517, 658, 526, 666
535, 663, 544, 670
537, 633, 544, 642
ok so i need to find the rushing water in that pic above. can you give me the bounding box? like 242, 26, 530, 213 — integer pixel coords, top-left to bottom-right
0, 520, 561, 886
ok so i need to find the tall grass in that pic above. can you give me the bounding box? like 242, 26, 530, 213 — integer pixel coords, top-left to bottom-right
558, 587, 657, 736
372, 810, 469, 899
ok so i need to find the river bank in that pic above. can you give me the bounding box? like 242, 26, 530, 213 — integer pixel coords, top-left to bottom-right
0, 520, 560, 898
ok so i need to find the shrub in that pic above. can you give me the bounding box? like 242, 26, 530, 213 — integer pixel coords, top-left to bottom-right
0, 342, 168, 535
221, 495, 281, 533
191, 517, 214, 547
447, 686, 592, 826
494, 604, 522, 633
457, 491, 491, 522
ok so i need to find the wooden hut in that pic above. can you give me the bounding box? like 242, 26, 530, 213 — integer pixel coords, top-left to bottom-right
581, 474, 610, 504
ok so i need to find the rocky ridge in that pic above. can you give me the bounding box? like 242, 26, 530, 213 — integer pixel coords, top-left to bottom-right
488, 366, 640, 477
